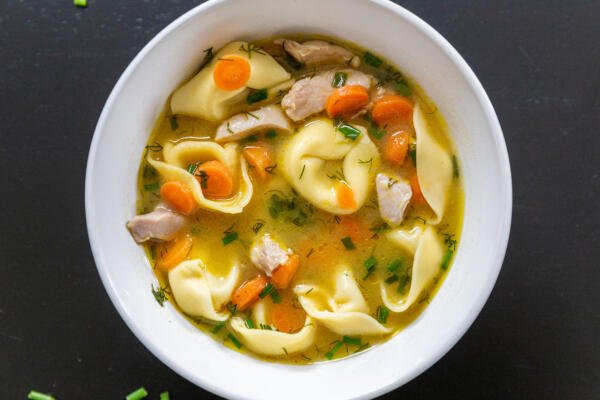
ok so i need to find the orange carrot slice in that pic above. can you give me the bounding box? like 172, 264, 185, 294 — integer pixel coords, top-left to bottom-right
337, 182, 357, 210
271, 254, 300, 289
371, 95, 413, 126
231, 275, 268, 312
160, 181, 197, 215
242, 145, 272, 180
157, 233, 193, 271
194, 160, 234, 199
384, 130, 409, 165
326, 85, 370, 118
410, 173, 425, 203
272, 295, 307, 333
213, 55, 251, 91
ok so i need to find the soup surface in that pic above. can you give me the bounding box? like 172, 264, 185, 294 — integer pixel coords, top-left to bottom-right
127, 36, 463, 363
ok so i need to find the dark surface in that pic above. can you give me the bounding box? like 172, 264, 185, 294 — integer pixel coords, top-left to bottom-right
1, 0, 598, 399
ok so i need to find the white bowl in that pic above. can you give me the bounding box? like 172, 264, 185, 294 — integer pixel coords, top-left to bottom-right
85, 0, 512, 398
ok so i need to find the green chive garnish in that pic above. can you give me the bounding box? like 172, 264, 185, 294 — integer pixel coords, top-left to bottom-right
125, 387, 148, 400
332, 71, 348, 88
160, 392, 170, 400
227, 333, 243, 348
169, 115, 178, 131
210, 322, 225, 334
364, 51, 383, 68
259, 283, 275, 299
394, 80, 412, 96
441, 248, 453, 270
222, 231, 238, 245
325, 341, 343, 360
377, 305, 390, 324
363, 256, 377, 279
265, 129, 277, 139
144, 182, 159, 191
187, 163, 198, 174
337, 123, 361, 140
247, 88, 268, 104
27, 391, 55, 400
385, 274, 399, 284
397, 274, 410, 293
73, 0, 87, 7
259, 323, 273, 330
270, 289, 282, 304
245, 318, 255, 329
387, 258, 403, 272
342, 335, 362, 346
452, 155, 459, 179
341, 236, 355, 250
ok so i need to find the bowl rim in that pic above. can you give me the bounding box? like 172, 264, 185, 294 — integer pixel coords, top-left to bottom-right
85, 0, 512, 398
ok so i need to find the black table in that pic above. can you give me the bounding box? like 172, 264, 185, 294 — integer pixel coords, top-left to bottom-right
1, 1, 598, 398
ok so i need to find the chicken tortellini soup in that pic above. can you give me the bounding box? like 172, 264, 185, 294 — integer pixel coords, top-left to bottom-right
127, 36, 464, 363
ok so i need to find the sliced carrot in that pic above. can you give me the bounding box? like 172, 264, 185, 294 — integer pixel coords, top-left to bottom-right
242, 145, 272, 180
194, 160, 234, 199
371, 95, 413, 126
157, 233, 193, 271
160, 181, 197, 215
326, 85, 370, 118
410, 173, 426, 203
271, 254, 300, 289
231, 275, 268, 312
213, 55, 251, 91
384, 130, 409, 165
337, 182, 357, 210
272, 295, 306, 333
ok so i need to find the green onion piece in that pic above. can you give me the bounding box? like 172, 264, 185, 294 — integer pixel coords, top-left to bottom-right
73, 0, 87, 7
366, 119, 386, 140
259, 283, 275, 299
259, 323, 273, 330
144, 182, 160, 191
341, 236, 355, 250
337, 123, 361, 140
187, 163, 198, 174
270, 289, 282, 304
394, 80, 412, 96
222, 231, 238, 245
408, 144, 417, 166
385, 274, 399, 284
210, 322, 225, 334
332, 71, 348, 88
377, 305, 390, 324
27, 391, 55, 400
441, 249, 453, 270
363, 256, 377, 279
245, 318, 255, 329
125, 387, 148, 400
226, 302, 237, 315
342, 335, 362, 346
265, 129, 277, 139
397, 274, 410, 293
364, 51, 383, 68
160, 392, 170, 400
452, 155, 460, 179
247, 88, 268, 104
227, 333, 243, 349
169, 115, 179, 131
387, 258, 403, 272
325, 341, 343, 360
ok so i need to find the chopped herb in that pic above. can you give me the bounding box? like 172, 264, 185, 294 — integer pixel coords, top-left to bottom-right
160, 392, 170, 400
125, 387, 148, 400
358, 158, 373, 170
301, 354, 312, 361
282, 347, 289, 355
299, 164, 306, 180
452, 155, 460, 179
304, 287, 314, 295
143, 164, 157, 178
336, 122, 361, 140
325, 341, 344, 360
144, 142, 163, 153
247, 88, 268, 104
169, 115, 179, 131
151, 284, 169, 307
244, 111, 259, 119
332, 71, 348, 88
239, 43, 266, 58
73, 0, 87, 7
245, 318, 255, 329
414, 216, 427, 224
226, 302, 237, 315
387, 177, 398, 188
222, 231, 239, 245
187, 163, 198, 174
342, 335, 362, 346
377, 305, 390, 324
363, 256, 377, 279
259, 323, 273, 330
226, 122, 234, 134
265, 164, 277, 175
210, 322, 225, 334
198, 47, 214, 70
259, 283, 275, 299
270, 288, 282, 304
327, 168, 346, 181
397, 273, 410, 293
364, 116, 386, 139
341, 236, 355, 250
268, 194, 285, 218
441, 248, 453, 270
227, 333, 243, 349
394, 80, 412, 96
408, 143, 417, 165
387, 258, 403, 272
306, 248, 314, 258
370, 223, 388, 233
385, 274, 399, 284
443, 233, 457, 251
252, 220, 265, 234
354, 342, 371, 353
144, 182, 159, 191
27, 391, 55, 400
265, 129, 277, 139
364, 51, 383, 68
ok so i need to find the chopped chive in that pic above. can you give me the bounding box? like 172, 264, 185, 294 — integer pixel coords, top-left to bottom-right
341, 236, 355, 250
226, 302, 237, 315
365, 117, 386, 139
210, 322, 225, 334
385, 274, 399, 284
363, 256, 377, 279
259, 323, 273, 330
169, 115, 179, 131
282, 347, 289, 355
332, 71, 348, 88
73, 0, 87, 7
377, 305, 390, 324
369, 223, 388, 233
125, 387, 148, 400
227, 333, 243, 349
452, 155, 460, 179
337, 122, 361, 140
397, 274, 410, 293
245, 318, 255, 329
342, 335, 362, 346
408, 144, 417, 165
187, 163, 198, 174
27, 391, 55, 400
259, 283, 275, 298
151, 284, 168, 307
144, 182, 159, 191
198, 47, 214, 70
299, 164, 306, 180
394, 80, 412, 96
441, 248, 453, 270
247, 88, 268, 104
160, 392, 170, 400
270, 288, 282, 304
325, 341, 343, 360
387, 258, 403, 272
222, 231, 238, 245
364, 51, 383, 68
265, 129, 277, 139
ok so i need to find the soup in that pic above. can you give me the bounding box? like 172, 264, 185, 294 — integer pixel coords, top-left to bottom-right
127, 36, 463, 363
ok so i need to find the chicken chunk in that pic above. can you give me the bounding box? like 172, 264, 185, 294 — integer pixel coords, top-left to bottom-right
126, 205, 188, 243
281, 69, 374, 121
215, 105, 292, 143
250, 234, 290, 276
276, 39, 360, 68
375, 173, 412, 227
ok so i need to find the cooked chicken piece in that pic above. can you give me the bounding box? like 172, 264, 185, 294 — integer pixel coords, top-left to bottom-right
281, 69, 374, 121
215, 105, 292, 143
276, 39, 360, 68
375, 173, 412, 227
250, 234, 290, 276
126, 205, 188, 243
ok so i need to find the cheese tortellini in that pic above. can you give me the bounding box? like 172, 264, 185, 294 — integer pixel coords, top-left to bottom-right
169, 259, 240, 322
282, 119, 380, 214
380, 226, 444, 312
228, 300, 316, 356
295, 269, 391, 336
171, 41, 293, 121
148, 140, 253, 213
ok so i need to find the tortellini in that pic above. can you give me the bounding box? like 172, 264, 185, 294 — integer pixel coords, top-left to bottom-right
414, 104, 453, 224
171, 41, 293, 121
169, 259, 240, 322
282, 119, 380, 214
380, 226, 444, 312
228, 300, 316, 356
295, 269, 391, 336
148, 140, 253, 213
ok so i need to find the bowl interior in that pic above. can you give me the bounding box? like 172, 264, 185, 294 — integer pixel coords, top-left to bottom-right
85, 0, 511, 399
